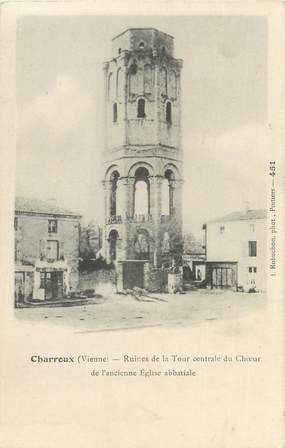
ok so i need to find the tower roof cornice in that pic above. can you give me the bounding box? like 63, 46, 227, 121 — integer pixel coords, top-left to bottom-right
112, 28, 174, 41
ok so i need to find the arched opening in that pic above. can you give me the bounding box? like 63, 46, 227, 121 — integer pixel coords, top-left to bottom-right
166, 101, 172, 124
134, 167, 150, 215
139, 41, 145, 49
134, 229, 150, 260
113, 103, 118, 122
110, 171, 120, 217
129, 61, 138, 95
109, 229, 119, 262
137, 98, 146, 118
161, 177, 170, 215
161, 169, 175, 215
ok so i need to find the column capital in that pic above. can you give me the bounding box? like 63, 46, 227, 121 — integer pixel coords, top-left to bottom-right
149, 175, 164, 185
127, 176, 136, 186
117, 176, 130, 186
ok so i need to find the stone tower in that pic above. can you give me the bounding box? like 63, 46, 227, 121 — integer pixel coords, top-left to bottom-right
102, 28, 183, 268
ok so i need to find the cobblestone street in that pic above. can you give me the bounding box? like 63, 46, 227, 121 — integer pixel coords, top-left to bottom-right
15, 288, 266, 333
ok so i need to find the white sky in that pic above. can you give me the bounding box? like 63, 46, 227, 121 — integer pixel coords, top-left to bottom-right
16, 15, 268, 238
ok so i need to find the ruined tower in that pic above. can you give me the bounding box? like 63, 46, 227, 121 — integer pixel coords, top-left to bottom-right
102, 28, 183, 270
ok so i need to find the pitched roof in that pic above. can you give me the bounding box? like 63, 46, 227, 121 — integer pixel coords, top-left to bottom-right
15, 197, 81, 218
206, 209, 267, 224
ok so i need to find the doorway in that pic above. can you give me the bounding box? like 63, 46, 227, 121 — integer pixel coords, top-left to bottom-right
122, 261, 144, 289
40, 271, 64, 300
212, 267, 234, 289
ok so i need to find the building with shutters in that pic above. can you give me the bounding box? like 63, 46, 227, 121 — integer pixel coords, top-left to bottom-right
203, 209, 267, 292
102, 28, 184, 289
14, 197, 81, 303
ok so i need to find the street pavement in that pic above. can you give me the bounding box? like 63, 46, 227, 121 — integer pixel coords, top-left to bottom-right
15, 287, 266, 333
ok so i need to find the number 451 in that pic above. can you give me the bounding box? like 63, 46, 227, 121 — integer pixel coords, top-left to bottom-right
269, 161, 276, 177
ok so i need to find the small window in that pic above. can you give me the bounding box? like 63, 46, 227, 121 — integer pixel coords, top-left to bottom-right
250, 223, 255, 232
137, 98, 146, 118
113, 103, 118, 122
139, 42, 145, 49
166, 101, 172, 124
248, 267, 257, 273
48, 220, 57, 233
14, 217, 18, 231
248, 241, 257, 257
161, 46, 166, 55
219, 226, 225, 234
118, 47, 121, 54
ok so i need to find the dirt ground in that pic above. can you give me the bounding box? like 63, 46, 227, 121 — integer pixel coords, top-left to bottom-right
15, 286, 266, 333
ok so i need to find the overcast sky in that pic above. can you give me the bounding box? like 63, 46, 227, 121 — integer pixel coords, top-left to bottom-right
16, 15, 267, 238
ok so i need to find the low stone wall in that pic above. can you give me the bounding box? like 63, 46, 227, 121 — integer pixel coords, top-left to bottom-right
78, 269, 116, 291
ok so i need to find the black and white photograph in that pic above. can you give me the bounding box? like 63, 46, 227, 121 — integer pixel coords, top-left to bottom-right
0, 3, 284, 448
15, 15, 268, 328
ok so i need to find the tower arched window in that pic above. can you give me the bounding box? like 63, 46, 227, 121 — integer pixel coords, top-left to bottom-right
166, 101, 172, 124
133, 167, 150, 215
109, 229, 119, 262
137, 98, 146, 118
110, 171, 120, 216
113, 103, 118, 122
162, 169, 175, 215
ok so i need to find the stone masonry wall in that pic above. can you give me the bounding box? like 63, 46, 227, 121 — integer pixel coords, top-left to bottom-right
15, 213, 80, 290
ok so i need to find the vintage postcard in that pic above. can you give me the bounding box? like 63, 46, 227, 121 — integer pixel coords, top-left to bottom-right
0, 1, 284, 447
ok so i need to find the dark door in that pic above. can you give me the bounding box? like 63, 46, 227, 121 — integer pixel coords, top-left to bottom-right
123, 262, 144, 290
44, 273, 53, 300
43, 272, 64, 300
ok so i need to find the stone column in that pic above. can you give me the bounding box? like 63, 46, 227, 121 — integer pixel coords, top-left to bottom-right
126, 177, 135, 217
117, 176, 129, 260
102, 63, 109, 150
122, 55, 129, 146
173, 179, 183, 230
102, 180, 112, 260
172, 178, 184, 262
150, 175, 163, 267
153, 60, 160, 145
